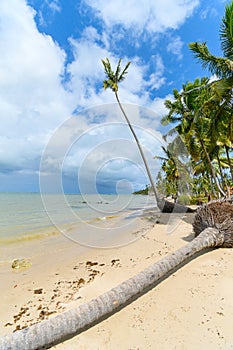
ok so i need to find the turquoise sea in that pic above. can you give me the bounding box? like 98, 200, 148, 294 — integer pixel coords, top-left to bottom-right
0, 193, 157, 247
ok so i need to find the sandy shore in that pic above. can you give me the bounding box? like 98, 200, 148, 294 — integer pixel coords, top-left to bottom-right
1, 212, 233, 349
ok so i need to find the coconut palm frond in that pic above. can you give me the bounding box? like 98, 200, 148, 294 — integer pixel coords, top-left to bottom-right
118, 61, 131, 81
102, 58, 131, 92
189, 42, 233, 78
115, 58, 122, 80
220, 1, 233, 60
102, 58, 118, 91
212, 76, 233, 100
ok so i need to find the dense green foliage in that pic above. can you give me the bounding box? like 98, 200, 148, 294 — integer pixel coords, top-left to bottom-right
102, 2, 233, 204
158, 1, 233, 202
133, 186, 149, 195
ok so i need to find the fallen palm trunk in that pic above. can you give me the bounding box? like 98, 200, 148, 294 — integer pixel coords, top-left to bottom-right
157, 198, 196, 213
0, 201, 231, 350
193, 200, 233, 247
0, 231, 224, 349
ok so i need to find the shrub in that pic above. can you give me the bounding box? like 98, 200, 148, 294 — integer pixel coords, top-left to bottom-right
177, 194, 191, 205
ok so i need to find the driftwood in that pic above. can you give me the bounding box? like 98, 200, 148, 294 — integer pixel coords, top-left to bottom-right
0, 200, 232, 350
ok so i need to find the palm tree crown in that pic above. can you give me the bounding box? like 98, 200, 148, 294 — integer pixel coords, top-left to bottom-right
102, 58, 131, 92
189, 1, 233, 79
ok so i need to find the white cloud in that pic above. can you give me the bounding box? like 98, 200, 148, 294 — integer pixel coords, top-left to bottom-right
0, 0, 74, 171
0, 0, 169, 192
67, 35, 109, 97
200, 6, 218, 20
167, 36, 184, 60
40, 114, 165, 193
37, 0, 62, 26
85, 0, 200, 33
67, 32, 164, 110
147, 55, 165, 90
48, 0, 61, 13
148, 96, 171, 120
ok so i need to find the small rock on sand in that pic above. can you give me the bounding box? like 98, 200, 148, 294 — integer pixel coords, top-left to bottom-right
11, 258, 32, 270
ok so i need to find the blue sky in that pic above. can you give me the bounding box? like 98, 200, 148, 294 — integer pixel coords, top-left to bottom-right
0, 0, 228, 194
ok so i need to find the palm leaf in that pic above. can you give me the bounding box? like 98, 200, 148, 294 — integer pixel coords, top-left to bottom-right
101, 58, 131, 92
115, 59, 122, 80
118, 61, 131, 81
189, 42, 233, 78
220, 1, 233, 60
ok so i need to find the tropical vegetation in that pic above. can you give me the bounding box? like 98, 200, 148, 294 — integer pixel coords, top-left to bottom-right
101, 2, 233, 204
2, 3, 233, 350
101, 58, 191, 212
159, 1, 233, 202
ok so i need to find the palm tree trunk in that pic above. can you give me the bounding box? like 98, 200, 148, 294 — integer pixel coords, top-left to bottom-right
225, 145, 233, 183
199, 136, 226, 197
0, 227, 224, 350
114, 93, 195, 213
207, 173, 216, 198
216, 153, 231, 196
115, 92, 160, 203
216, 153, 226, 190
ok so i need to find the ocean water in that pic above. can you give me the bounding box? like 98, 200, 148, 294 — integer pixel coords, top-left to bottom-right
0, 193, 157, 247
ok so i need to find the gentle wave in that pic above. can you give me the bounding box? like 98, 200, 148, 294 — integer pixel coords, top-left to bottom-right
0, 227, 60, 244
0, 193, 156, 244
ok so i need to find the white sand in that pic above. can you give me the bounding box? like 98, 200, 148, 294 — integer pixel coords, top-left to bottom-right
1, 212, 233, 349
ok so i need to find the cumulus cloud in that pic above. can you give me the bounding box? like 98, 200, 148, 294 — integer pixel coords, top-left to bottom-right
36, 0, 62, 26
167, 36, 184, 60
200, 6, 218, 19
0, 1, 74, 172
0, 0, 172, 192
147, 55, 165, 90
40, 111, 165, 194
67, 32, 166, 111
85, 0, 200, 33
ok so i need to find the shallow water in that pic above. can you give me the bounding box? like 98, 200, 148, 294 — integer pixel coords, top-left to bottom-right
0, 193, 157, 246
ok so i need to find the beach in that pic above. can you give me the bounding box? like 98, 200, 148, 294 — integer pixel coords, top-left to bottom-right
1, 210, 233, 349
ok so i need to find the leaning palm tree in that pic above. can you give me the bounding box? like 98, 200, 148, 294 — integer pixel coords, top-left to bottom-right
1, 200, 232, 349
163, 79, 226, 197
101, 58, 194, 213
154, 143, 192, 201
102, 58, 159, 201
154, 145, 180, 200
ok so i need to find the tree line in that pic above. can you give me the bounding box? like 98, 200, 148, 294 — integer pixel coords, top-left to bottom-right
102, 1, 233, 206
157, 1, 233, 203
